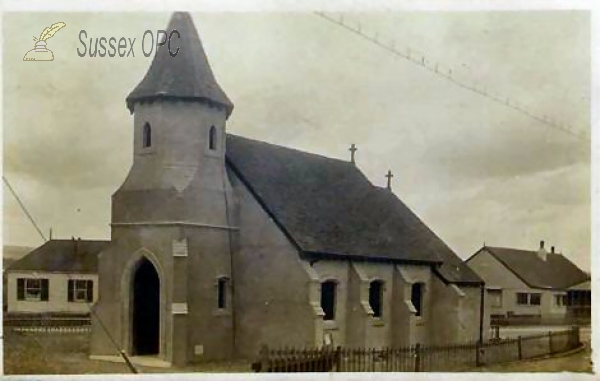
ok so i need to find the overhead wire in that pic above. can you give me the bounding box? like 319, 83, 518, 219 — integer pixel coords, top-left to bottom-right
314, 12, 589, 146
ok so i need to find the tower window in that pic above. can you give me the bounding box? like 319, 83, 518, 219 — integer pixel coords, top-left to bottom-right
411, 283, 423, 317
143, 122, 152, 148
369, 280, 384, 318
217, 277, 227, 309
209, 126, 217, 150
320, 280, 337, 321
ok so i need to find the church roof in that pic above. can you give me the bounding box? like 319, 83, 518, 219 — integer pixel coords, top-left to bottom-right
474, 246, 589, 289
226, 134, 483, 284
126, 12, 233, 117
8, 239, 109, 274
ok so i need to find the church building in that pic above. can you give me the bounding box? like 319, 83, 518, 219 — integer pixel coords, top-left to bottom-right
90, 12, 487, 366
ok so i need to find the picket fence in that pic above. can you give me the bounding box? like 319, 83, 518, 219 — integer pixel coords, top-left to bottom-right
253, 326, 581, 372
9, 326, 91, 334
4, 315, 91, 334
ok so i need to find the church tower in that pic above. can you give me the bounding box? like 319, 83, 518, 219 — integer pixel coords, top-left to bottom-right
91, 12, 237, 365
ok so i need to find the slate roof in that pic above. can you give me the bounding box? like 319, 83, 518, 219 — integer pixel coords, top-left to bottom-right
226, 134, 482, 284
9, 240, 109, 273
126, 12, 233, 117
480, 246, 589, 290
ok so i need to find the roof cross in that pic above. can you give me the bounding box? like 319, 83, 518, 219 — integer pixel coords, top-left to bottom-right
349, 144, 358, 164
386, 170, 393, 191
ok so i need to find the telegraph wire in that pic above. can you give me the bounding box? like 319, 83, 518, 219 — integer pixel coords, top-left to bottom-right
314, 12, 589, 145
2, 175, 51, 366
2, 174, 138, 373
3, 176, 47, 242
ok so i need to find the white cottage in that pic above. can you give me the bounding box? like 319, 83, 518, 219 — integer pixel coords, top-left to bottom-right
466, 242, 589, 324
6, 239, 107, 315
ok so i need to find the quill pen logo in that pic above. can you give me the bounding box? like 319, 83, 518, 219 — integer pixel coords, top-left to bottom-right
23, 22, 66, 61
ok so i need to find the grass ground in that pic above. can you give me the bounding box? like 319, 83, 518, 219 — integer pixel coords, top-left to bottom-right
475, 343, 592, 373
3, 330, 250, 374
3, 329, 592, 374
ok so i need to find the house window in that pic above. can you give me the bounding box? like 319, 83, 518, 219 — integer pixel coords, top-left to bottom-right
68, 279, 93, 303
209, 126, 217, 150
530, 293, 541, 306
217, 277, 227, 309
555, 294, 567, 306
411, 283, 424, 317
320, 280, 337, 321
369, 280, 384, 318
488, 289, 503, 308
143, 122, 152, 148
17, 278, 49, 302
516, 292, 528, 305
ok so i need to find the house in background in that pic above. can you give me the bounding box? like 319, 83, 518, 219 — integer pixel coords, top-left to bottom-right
466, 241, 589, 324
6, 239, 108, 315
567, 278, 591, 323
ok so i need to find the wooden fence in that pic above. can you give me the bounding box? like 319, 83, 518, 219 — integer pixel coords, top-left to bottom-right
491, 313, 590, 326
4, 314, 91, 334
4, 315, 91, 327
9, 326, 91, 334
253, 326, 581, 372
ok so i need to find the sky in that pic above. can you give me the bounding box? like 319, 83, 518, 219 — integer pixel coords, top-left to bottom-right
2, 11, 592, 270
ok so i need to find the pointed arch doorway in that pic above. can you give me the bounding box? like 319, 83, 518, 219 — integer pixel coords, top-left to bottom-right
132, 257, 160, 355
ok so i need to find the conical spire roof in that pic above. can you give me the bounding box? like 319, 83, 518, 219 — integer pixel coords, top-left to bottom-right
126, 12, 233, 117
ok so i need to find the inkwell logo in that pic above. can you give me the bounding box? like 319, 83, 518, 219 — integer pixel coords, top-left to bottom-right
23, 22, 66, 61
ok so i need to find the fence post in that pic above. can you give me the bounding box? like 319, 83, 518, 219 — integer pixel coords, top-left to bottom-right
258, 344, 269, 373
414, 343, 421, 372
475, 341, 482, 367
493, 325, 500, 340
517, 336, 522, 360
548, 331, 553, 354
335, 345, 342, 372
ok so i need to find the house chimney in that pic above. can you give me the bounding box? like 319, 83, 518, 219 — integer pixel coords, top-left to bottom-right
537, 240, 547, 261
72, 236, 78, 255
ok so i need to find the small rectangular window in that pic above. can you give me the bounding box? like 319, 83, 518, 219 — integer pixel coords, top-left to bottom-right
209, 126, 217, 151
320, 281, 336, 321
530, 293, 541, 306
516, 292, 528, 305
19, 278, 48, 302
217, 278, 227, 309
142, 122, 152, 148
369, 280, 384, 318
68, 279, 93, 303
411, 283, 423, 317
556, 294, 567, 306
